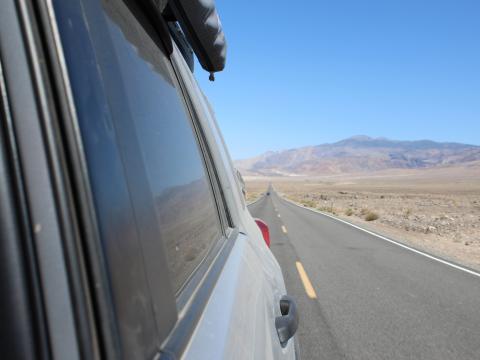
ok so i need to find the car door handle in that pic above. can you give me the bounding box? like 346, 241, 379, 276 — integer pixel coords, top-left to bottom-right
275, 295, 299, 347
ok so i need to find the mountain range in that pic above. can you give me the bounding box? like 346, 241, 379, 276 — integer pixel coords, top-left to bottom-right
234, 136, 480, 176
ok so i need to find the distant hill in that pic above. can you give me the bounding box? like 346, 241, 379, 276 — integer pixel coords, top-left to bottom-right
234, 136, 480, 176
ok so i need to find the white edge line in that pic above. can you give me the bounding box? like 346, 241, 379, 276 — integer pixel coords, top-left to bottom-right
280, 196, 480, 279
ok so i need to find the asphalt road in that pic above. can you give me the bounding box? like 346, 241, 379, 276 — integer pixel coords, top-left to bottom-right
248, 190, 480, 360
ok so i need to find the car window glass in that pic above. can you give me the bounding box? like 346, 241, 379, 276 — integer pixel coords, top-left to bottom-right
52, 0, 161, 356
102, 1, 223, 294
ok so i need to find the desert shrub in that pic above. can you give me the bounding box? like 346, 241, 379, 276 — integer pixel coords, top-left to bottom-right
318, 206, 337, 215
365, 211, 379, 221
246, 192, 260, 203
301, 199, 316, 208
345, 208, 353, 216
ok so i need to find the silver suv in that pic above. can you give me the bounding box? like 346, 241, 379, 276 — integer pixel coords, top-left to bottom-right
0, 0, 297, 359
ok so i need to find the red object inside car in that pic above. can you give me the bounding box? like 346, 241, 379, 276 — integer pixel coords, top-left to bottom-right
254, 218, 270, 248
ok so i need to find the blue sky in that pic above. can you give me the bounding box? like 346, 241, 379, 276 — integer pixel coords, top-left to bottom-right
196, 0, 480, 159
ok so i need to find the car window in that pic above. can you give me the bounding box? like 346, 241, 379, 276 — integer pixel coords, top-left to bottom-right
103, 1, 224, 293
54, 0, 223, 316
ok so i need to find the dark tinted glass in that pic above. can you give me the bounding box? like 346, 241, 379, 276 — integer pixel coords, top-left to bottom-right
102, 2, 223, 293
56, 0, 222, 301
52, 0, 162, 357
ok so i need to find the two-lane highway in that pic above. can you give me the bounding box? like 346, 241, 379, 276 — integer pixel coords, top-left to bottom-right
249, 190, 480, 360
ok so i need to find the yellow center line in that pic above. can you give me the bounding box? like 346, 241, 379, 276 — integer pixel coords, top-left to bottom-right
281, 225, 287, 233
295, 261, 318, 299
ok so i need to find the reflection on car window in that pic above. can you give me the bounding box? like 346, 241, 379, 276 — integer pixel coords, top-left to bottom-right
103, 0, 223, 293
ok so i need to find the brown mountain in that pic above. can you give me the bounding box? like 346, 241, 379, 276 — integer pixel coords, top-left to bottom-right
235, 136, 480, 176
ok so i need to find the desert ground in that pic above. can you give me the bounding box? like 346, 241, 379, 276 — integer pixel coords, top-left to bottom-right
245, 165, 480, 271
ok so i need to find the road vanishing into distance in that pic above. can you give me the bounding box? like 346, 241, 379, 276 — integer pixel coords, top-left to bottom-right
248, 190, 480, 360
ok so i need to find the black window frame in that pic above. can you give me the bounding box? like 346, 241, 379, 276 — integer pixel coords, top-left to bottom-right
0, 0, 102, 358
